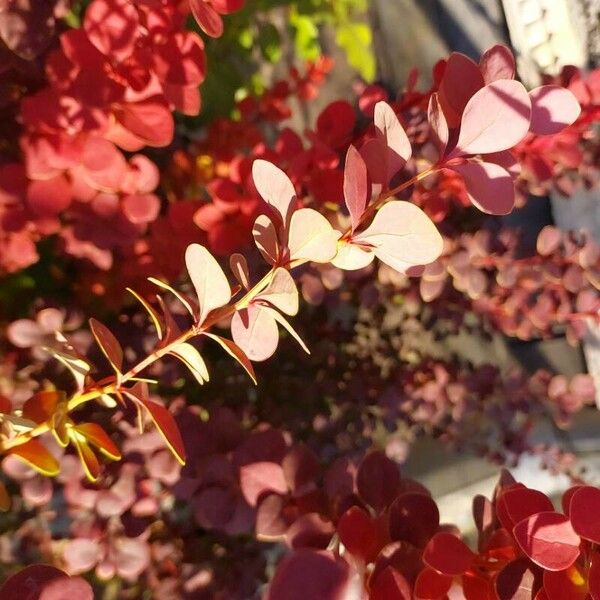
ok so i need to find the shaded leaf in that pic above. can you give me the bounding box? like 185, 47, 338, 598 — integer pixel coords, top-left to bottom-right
428, 93, 449, 156
230, 253, 250, 290
371, 566, 412, 600
240, 461, 287, 507
126, 287, 163, 339
263, 306, 310, 355
89, 318, 123, 374
39, 576, 94, 600
337, 506, 380, 562
203, 333, 257, 384
423, 532, 475, 576
343, 145, 369, 231
185, 243, 231, 324
253, 214, 280, 265
415, 568, 453, 600
450, 160, 515, 215
331, 241, 374, 271
529, 85, 581, 136
148, 277, 194, 317
479, 44, 516, 84
495, 558, 538, 600
0, 565, 66, 599
569, 486, 600, 544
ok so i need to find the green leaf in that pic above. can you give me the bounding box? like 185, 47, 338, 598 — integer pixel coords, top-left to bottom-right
336, 22, 375, 82
258, 23, 282, 63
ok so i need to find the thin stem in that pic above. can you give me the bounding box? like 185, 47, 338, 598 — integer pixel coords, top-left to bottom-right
0, 166, 440, 453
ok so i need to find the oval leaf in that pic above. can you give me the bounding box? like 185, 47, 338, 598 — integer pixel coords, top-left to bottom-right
513, 511, 580, 572
288, 209, 340, 264
169, 342, 210, 384
231, 305, 279, 362
252, 160, 296, 224
10, 439, 59, 476
423, 532, 475, 576
479, 44, 516, 84
374, 101, 412, 181
89, 318, 123, 373
256, 268, 299, 316
343, 145, 369, 231
185, 243, 231, 325
453, 80, 532, 156
569, 486, 600, 544
529, 85, 581, 136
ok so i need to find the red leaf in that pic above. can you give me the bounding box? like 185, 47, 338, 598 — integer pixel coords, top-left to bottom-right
569, 486, 600, 544
389, 492, 440, 548
495, 558, 539, 600
497, 487, 554, 532
22, 390, 63, 424
231, 305, 279, 362
479, 44, 516, 84
39, 576, 94, 600
117, 98, 174, 147
71, 435, 101, 482
267, 550, 351, 600
256, 493, 288, 540
337, 506, 380, 563
190, 0, 224, 37
529, 85, 581, 135
0, 565, 66, 599
438, 52, 485, 128
513, 511, 580, 572
317, 100, 356, 150
422, 532, 475, 576
343, 145, 369, 231
543, 566, 588, 600
81, 137, 127, 192
452, 80, 532, 156
589, 551, 600, 600
203, 333, 257, 384
84, 0, 139, 62
286, 513, 335, 550
414, 568, 453, 599
356, 451, 400, 511
370, 566, 412, 600
282, 444, 320, 494
10, 439, 59, 476
27, 175, 72, 217
450, 160, 514, 215
239, 461, 288, 507
75, 423, 121, 461
89, 317, 123, 373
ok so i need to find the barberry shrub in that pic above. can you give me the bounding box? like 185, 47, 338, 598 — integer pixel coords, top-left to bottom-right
0, 1, 598, 598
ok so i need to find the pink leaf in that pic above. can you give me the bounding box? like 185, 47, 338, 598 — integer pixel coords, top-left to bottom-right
252, 160, 296, 224
452, 80, 532, 156
231, 305, 279, 362
450, 160, 515, 214
354, 201, 443, 272
230, 253, 250, 290
529, 85, 581, 136
239, 461, 287, 506
428, 93, 449, 156
63, 539, 102, 574
267, 550, 352, 600
374, 101, 412, 182
256, 268, 299, 316
116, 98, 174, 148
185, 243, 231, 324
479, 44, 516, 84
122, 193, 160, 224
288, 208, 340, 264
39, 576, 94, 600
253, 214, 280, 265
343, 145, 369, 231
513, 511, 580, 572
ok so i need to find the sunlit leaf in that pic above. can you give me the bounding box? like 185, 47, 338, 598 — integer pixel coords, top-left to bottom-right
428, 93, 449, 156
45, 343, 90, 391
231, 305, 279, 362
10, 439, 60, 476
288, 208, 340, 264
89, 318, 124, 374
74, 423, 121, 461
451, 80, 532, 156
230, 253, 250, 290
253, 214, 280, 265
354, 201, 443, 272
126, 287, 163, 339
331, 240, 375, 271
374, 101, 412, 182
148, 277, 195, 318
252, 159, 296, 224
70, 431, 101, 482
169, 342, 210, 384
22, 390, 63, 424
256, 268, 299, 316
262, 306, 309, 355
185, 243, 231, 325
